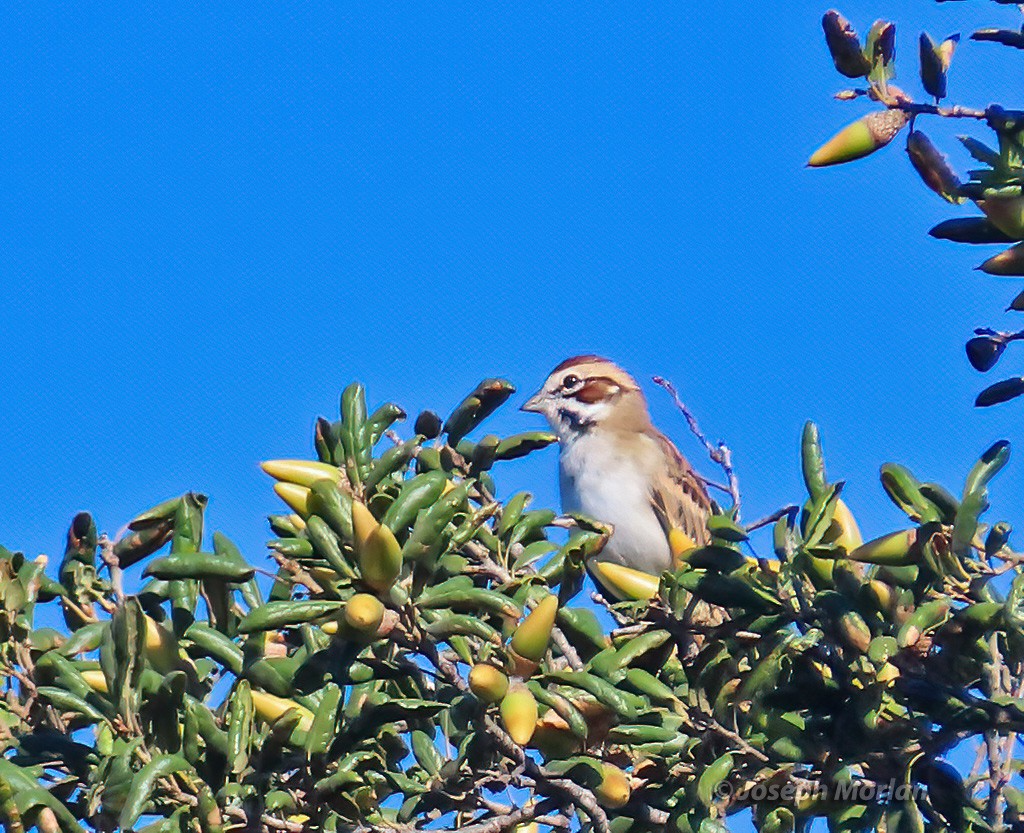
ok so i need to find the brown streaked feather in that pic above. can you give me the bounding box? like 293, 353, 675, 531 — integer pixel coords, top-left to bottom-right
648, 429, 712, 548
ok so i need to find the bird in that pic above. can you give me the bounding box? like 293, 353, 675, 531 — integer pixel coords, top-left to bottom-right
522, 355, 712, 581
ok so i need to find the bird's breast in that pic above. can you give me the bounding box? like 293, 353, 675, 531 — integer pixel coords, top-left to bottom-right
558, 434, 672, 574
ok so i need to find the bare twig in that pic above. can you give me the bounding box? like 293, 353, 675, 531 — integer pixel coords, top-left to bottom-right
97, 534, 124, 604
652, 376, 742, 518
266, 549, 324, 594
985, 633, 1008, 829
222, 806, 304, 833
745, 505, 799, 533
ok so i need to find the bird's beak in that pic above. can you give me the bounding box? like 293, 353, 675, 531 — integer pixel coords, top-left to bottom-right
521, 390, 546, 413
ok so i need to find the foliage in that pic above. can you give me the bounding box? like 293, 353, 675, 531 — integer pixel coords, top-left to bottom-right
811, 2, 1024, 407
0, 376, 1021, 833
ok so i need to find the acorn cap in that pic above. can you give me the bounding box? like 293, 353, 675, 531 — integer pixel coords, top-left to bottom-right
510, 594, 559, 663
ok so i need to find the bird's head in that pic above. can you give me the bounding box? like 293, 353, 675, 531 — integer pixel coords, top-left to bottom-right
522, 355, 652, 437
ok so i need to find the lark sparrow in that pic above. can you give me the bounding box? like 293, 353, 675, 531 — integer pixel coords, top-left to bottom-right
522, 356, 711, 577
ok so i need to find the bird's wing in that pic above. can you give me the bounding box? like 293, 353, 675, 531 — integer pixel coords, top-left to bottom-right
648, 430, 712, 552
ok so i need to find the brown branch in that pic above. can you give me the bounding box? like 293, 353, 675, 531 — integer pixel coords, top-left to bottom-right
417, 628, 610, 833
652, 376, 742, 519
985, 633, 1008, 829
222, 806, 304, 833
462, 540, 584, 672
266, 550, 324, 595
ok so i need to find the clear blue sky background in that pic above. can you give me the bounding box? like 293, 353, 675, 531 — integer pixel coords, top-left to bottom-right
2, 1, 1023, 824
3, 0, 1022, 567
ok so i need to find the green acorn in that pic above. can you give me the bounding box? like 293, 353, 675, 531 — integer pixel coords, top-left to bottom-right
595, 763, 632, 809
975, 194, 1024, 239
848, 529, 917, 565
468, 663, 509, 704
359, 523, 403, 592
808, 109, 909, 167
510, 594, 559, 663
343, 593, 385, 635
500, 683, 539, 745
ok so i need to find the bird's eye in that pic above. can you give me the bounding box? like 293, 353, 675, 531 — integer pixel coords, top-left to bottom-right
562, 374, 580, 390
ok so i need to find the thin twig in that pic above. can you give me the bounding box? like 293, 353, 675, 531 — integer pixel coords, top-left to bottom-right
652, 376, 742, 518
97, 534, 124, 604
745, 505, 799, 533
463, 540, 584, 671
266, 549, 324, 595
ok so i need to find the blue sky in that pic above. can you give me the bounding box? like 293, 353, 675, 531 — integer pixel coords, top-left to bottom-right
1, 3, 1023, 824
2, 1, 1021, 569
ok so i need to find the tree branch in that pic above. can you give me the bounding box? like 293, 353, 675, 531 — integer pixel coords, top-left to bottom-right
652, 376, 742, 519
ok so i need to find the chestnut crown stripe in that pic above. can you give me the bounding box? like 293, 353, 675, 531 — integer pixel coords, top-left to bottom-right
551, 354, 610, 374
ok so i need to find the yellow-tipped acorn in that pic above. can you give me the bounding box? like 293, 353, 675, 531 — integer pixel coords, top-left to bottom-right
591, 561, 660, 601
831, 499, 864, 553
359, 523, 403, 592
351, 500, 377, 552
468, 663, 509, 704
848, 529, 917, 565
500, 683, 539, 745
510, 594, 559, 663
668, 528, 697, 561
260, 459, 343, 487
344, 593, 385, 635
81, 669, 108, 693
595, 764, 632, 809
274, 482, 312, 517
808, 110, 908, 168
250, 690, 315, 734
144, 615, 180, 674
